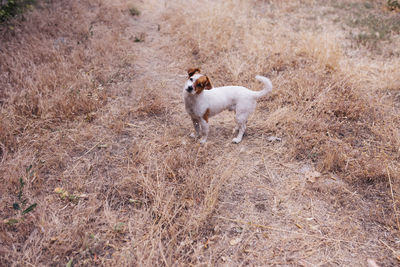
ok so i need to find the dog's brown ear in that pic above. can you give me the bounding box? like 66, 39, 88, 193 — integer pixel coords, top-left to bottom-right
194, 75, 213, 94
203, 76, 212, 90
187, 68, 201, 78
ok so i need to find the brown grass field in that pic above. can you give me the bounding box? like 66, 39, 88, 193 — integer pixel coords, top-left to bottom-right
1, 0, 400, 265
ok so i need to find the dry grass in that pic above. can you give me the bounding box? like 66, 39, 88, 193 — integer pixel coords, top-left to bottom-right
162, 0, 400, 185
1, 0, 400, 266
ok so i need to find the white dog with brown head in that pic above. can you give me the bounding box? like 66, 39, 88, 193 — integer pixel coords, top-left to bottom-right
183, 68, 272, 144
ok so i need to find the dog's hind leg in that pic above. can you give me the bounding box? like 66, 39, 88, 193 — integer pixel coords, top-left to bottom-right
232, 114, 248, 144
232, 124, 246, 143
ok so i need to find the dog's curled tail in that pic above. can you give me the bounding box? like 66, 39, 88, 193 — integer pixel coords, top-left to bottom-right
254, 75, 273, 98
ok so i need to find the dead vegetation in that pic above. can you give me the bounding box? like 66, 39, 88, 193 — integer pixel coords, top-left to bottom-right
1, 0, 400, 266
161, 0, 400, 185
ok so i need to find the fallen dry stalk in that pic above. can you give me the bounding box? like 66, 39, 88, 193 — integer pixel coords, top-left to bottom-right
386, 166, 400, 231
215, 215, 378, 246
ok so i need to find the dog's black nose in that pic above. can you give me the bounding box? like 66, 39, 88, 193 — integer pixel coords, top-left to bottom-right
187, 86, 193, 92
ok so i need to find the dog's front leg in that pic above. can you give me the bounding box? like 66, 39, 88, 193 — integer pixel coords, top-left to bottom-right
190, 118, 201, 138
199, 119, 209, 144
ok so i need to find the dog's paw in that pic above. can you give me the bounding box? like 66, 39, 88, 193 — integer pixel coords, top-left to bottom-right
199, 138, 207, 144
232, 137, 242, 144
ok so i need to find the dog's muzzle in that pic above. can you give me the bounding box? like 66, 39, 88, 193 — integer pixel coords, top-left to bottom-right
186, 85, 193, 92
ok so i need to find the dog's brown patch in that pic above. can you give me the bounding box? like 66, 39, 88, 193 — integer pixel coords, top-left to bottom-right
203, 108, 210, 122
187, 68, 201, 77
194, 75, 213, 94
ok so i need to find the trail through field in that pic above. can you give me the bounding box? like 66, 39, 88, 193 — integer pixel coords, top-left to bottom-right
1, 0, 399, 266
126, 7, 396, 266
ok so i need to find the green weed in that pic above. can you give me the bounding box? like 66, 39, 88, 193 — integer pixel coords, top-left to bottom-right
4, 165, 37, 225
129, 7, 140, 17
134, 32, 145, 42
0, 0, 35, 22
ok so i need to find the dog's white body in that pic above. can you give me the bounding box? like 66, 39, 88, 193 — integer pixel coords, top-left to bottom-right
183, 73, 272, 143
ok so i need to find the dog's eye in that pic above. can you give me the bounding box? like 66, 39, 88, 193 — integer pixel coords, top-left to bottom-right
196, 84, 201, 87
189, 78, 193, 82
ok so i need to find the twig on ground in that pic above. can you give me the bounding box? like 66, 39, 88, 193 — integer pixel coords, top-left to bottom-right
64, 137, 107, 176
386, 166, 400, 231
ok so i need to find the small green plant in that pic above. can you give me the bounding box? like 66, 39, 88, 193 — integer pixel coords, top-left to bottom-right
113, 222, 125, 233
0, 0, 18, 22
129, 7, 140, 17
0, 0, 35, 22
4, 165, 37, 225
54, 187, 82, 202
134, 32, 145, 43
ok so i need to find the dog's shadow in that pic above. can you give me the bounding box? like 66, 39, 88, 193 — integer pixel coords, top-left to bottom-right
210, 120, 264, 142
211, 124, 233, 139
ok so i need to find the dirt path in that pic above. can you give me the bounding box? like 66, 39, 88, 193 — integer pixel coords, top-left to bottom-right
127, 6, 396, 266
1, 1, 398, 266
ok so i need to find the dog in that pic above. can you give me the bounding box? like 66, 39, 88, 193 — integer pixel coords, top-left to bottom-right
183, 68, 273, 144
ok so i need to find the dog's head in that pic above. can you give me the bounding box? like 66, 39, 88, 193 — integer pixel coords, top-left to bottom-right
184, 68, 212, 95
